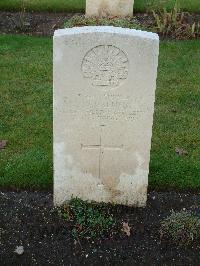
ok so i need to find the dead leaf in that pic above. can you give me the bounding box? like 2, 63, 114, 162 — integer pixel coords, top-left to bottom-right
122, 222, 131, 236
0, 140, 8, 150
175, 147, 188, 156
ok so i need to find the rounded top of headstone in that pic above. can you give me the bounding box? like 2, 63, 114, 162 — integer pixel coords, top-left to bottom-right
54, 26, 159, 41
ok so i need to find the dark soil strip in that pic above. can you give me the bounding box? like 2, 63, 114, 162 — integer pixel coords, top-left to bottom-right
0, 11, 77, 37
0, 191, 199, 265
0, 11, 199, 38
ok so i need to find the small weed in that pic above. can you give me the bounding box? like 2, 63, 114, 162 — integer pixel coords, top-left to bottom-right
64, 15, 143, 30
60, 198, 118, 239
152, 0, 200, 39
12, 0, 29, 32
160, 210, 200, 246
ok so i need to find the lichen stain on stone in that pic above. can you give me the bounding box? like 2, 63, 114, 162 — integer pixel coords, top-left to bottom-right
102, 175, 121, 201
54, 144, 148, 206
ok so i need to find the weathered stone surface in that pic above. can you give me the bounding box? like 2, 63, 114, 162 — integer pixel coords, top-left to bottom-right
86, 0, 134, 18
53, 26, 159, 206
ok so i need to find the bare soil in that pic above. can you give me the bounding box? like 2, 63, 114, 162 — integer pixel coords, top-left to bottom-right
0, 191, 199, 265
0, 11, 76, 37
0, 11, 199, 39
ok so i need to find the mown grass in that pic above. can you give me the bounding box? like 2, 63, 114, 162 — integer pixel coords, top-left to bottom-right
0, 0, 199, 13
150, 39, 200, 190
0, 36, 52, 189
0, 35, 199, 190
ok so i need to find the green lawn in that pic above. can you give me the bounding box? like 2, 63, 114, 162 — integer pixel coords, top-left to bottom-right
0, 0, 199, 13
0, 35, 199, 191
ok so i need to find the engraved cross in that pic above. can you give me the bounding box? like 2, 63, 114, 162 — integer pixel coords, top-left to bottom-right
81, 136, 123, 179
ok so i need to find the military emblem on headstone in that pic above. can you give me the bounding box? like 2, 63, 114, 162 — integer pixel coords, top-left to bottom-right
82, 45, 129, 88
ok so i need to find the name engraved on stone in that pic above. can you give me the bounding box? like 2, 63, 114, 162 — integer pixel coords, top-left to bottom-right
81, 45, 129, 88
63, 94, 145, 122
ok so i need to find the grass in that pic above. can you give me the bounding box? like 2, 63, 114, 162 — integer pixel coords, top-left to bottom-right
0, 0, 199, 13
0, 36, 52, 189
150, 40, 200, 190
0, 35, 199, 190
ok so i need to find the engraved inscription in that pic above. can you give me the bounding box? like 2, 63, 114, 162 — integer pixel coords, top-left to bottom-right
63, 94, 146, 122
82, 45, 129, 88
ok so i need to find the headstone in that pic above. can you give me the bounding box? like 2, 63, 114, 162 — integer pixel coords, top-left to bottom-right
54, 26, 159, 206
86, 0, 134, 18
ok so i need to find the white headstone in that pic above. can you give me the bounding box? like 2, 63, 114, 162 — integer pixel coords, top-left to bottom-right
54, 26, 159, 206
86, 0, 134, 18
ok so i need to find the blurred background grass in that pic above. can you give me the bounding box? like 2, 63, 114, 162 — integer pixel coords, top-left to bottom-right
0, 0, 199, 13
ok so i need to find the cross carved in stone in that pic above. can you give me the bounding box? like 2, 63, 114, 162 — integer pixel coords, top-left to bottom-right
81, 136, 124, 179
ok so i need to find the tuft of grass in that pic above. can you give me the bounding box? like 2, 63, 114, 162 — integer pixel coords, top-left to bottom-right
64, 15, 143, 30
0, 35, 199, 191
0, 0, 199, 13
11, 0, 28, 32
152, 1, 200, 39
160, 211, 200, 246
60, 198, 117, 239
